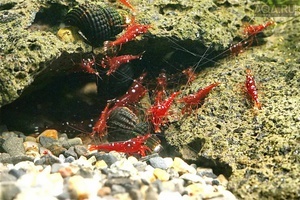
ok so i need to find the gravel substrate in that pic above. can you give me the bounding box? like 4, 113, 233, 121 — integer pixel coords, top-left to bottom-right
0, 130, 237, 200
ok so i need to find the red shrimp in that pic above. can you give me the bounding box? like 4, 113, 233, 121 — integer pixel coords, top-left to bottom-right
113, 73, 147, 109
245, 68, 261, 110
119, 0, 136, 12
91, 74, 147, 137
182, 67, 196, 85
230, 20, 275, 56
148, 91, 180, 133
88, 133, 152, 157
104, 23, 151, 49
243, 20, 275, 47
101, 53, 143, 76
177, 82, 220, 114
229, 41, 249, 56
91, 102, 112, 137
243, 20, 275, 37
154, 72, 167, 104
80, 56, 100, 77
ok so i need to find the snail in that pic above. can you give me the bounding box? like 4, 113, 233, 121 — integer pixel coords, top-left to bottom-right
58, 4, 129, 47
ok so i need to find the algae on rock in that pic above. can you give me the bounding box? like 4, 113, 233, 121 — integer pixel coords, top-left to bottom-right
0, 0, 250, 107
166, 11, 300, 199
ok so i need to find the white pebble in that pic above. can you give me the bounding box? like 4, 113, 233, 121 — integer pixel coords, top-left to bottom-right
163, 157, 173, 168
158, 191, 183, 200
180, 173, 206, 183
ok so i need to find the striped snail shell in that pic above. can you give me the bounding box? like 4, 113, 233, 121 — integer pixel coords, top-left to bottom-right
106, 106, 161, 153
107, 107, 140, 141
63, 4, 126, 47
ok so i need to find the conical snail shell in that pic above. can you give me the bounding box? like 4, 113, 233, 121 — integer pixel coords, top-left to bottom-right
63, 4, 125, 47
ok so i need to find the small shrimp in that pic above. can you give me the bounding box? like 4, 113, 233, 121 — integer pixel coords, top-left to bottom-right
113, 73, 147, 109
88, 133, 153, 157
177, 82, 220, 114
243, 20, 275, 38
148, 91, 180, 133
119, 0, 136, 12
91, 74, 147, 137
229, 40, 250, 56
229, 21, 274, 57
154, 72, 167, 104
91, 102, 112, 137
104, 23, 151, 49
101, 53, 143, 76
156, 72, 167, 91
80, 56, 100, 77
245, 68, 261, 110
182, 67, 196, 85
243, 20, 275, 47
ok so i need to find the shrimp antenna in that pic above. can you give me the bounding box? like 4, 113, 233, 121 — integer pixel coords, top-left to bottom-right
168, 37, 223, 67
64, 121, 91, 135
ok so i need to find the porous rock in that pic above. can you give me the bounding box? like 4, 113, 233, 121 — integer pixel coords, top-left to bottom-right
0, 0, 249, 107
